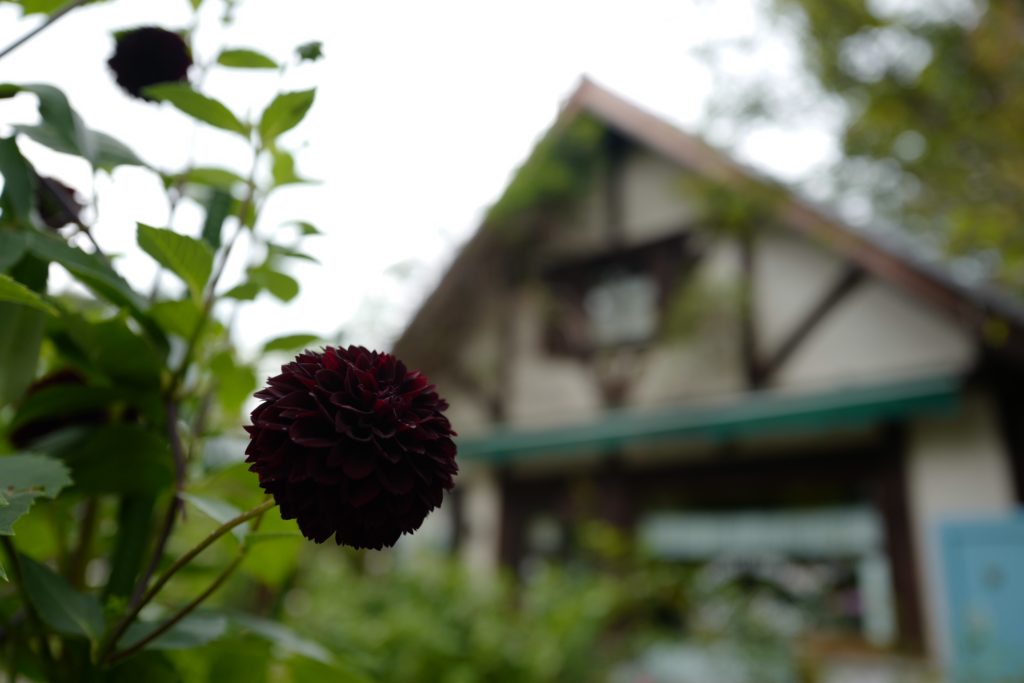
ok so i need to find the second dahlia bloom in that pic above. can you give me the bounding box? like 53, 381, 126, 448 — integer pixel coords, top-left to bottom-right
245, 346, 458, 550
108, 27, 192, 99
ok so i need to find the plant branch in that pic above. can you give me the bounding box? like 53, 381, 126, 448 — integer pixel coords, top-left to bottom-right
98, 498, 276, 664
107, 504, 270, 666
169, 156, 259, 393
66, 497, 98, 589
0, 0, 91, 62
108, 554, 245, 666
0, 538, 57, 680
128, 401, 188, 607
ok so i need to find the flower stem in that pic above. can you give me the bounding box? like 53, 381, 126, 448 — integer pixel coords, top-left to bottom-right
107, 553, 245, 666
0, 0, 91, 62
98, 498, 276, 665
107, 497, 271, 665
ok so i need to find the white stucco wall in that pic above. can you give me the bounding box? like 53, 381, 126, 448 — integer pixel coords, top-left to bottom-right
755, 230, 975, 389
506, 286, 604, 428
458, 463, 502, 575
632, 240, 745, 406
753, 229, 850, 355
438, 384, 491, 437
906, 393, 1017, 659
622, 149, 698, 243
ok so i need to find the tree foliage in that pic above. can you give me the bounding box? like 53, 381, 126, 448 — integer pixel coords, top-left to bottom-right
721, 0, 1024, 289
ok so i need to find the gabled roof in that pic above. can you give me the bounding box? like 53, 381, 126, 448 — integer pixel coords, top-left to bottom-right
394, 78, 1024, 368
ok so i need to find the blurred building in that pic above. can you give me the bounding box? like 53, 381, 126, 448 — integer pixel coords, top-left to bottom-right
394, 79, 1024, 676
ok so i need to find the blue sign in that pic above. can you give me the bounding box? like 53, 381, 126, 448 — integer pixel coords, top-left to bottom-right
940, 514, 1024, 682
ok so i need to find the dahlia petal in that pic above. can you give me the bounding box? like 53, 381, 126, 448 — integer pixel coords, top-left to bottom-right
341, 448, 375, 480
289, 417, 337, 447
349, 477, 381, 508
315, 369, 343, 391
378, 462, 414, 495
276, 390, 313, 408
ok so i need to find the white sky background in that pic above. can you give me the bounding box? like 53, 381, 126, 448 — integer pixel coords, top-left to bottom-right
0, 0, 840, 355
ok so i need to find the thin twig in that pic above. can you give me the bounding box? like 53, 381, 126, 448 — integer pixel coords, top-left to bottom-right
97, 498, 275, 664
0, 0, 91, 62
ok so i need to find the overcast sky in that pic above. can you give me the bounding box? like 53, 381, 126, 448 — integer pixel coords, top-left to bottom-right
0, 0, 839, 353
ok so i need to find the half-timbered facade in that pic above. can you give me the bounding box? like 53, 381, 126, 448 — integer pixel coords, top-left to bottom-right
393, 79, 1024, 668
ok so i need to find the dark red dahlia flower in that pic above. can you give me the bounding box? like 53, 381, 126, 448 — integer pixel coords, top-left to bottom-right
35, 176, 83, 230
244, 346, 458, 550
108, 27, 192, 100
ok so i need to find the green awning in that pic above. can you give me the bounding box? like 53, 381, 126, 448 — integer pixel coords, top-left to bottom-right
458, 374, 961, 463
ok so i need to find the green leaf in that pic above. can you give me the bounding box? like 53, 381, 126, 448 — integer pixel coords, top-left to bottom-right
57, 425, 173, 495
10, 0, 66, 15
247, 267, 299, 302
2, 84, 91, 158
23, 231, 149, 314
180, 493, 247, 541
185, 167, 247, 193
261, 333, 319, 354
14, 124, 146, 170
0, 273, 57, 315
107, 651, 183, 683
0, 454, 72, 499
20, 555, 104, 641
244, 532, 304, 544
144, 84, 248, 137
200, 189, 233, 250
137, 224, 214, 301
209, 350, 257, 419
296, 41, 324, 63
196, 636, 273, 683
290, 221, 322, 236
0, 232, 27, 272
0, 302, 45, 406
217, 48, 278, 69
0, 454, 72, 535
267, 243, 318, 264
12, 123, 75, 156
121, 611, 228, 651
222, 281, 260, 301
90, 317, 166, 388
0, 137, 36, 225
149, 298, 202, 339
10, 384, 117, 434
230, 613, 332, 664
0, 560, 7, 581
271, 148, 314, 187
239, 515, 301, 585
91, 130, 147, 170
258, 89, 315, 145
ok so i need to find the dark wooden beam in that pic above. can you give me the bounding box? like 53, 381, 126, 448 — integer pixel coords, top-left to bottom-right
738, 229, 761, 388
982, 356, 1024, 502
754, 264, 864, 386
871, 423, 925, 652
604, 131, 628, 246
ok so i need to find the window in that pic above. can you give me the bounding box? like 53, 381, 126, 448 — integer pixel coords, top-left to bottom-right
583, 271, 659, 346
542, 233, 698, 356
